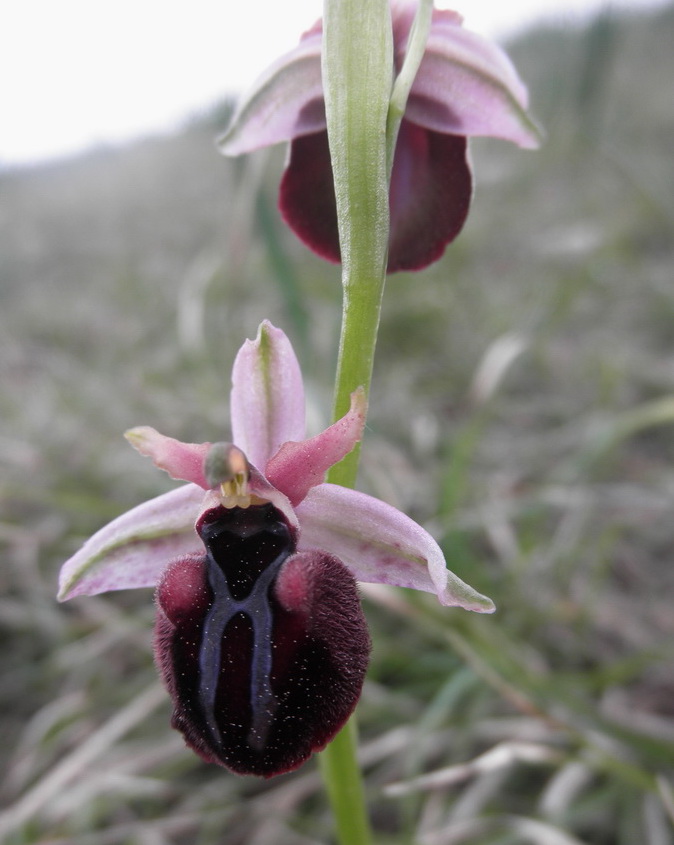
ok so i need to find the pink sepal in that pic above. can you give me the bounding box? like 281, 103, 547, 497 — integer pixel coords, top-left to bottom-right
57, 484, 204, 600
296, 483, 495, 613
217, 28, 324, 157
406, 21, 541, 148
230, 321, 306, 471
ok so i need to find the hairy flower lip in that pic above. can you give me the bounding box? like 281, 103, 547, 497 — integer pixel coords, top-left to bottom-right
155, 524, 371, 776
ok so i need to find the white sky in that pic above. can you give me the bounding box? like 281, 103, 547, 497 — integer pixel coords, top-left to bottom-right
0, 0, 666, 166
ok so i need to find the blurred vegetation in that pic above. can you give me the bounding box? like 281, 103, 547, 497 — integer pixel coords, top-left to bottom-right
2, 4, 674, 843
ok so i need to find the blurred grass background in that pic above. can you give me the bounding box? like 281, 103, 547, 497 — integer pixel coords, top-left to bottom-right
2, 5, 674, 843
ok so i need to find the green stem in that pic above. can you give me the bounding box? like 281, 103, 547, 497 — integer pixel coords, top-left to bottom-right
328, 0, 432, 486
329, 278, 385, 487
318, 1, 433, 840
318, 0, 393, 841
318, 719, 370, 845
322, 0, 392, 484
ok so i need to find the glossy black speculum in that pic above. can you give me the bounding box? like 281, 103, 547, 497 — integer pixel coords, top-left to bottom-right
197, 504, 293, 752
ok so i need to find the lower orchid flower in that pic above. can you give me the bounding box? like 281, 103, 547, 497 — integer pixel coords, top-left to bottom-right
58, 321, 494, 777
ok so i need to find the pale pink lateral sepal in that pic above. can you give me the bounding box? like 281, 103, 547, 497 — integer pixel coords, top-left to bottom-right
266, 388, 367, 507
57, 485, 205, 601
405, 17, 542, 149
125, 426, 211, 488
218, 25, 324, 157
230, 321, 306, 470
296, 484, 495, 613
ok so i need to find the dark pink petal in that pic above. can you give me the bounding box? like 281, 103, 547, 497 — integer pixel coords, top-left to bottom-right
58, 485, 204, 600
125, 427, 211, 489
265, 388, 366, 507
231, 321, 306, 471
279, 131, 341, 265
388, 120, 471, 272
155, 503, 369, 776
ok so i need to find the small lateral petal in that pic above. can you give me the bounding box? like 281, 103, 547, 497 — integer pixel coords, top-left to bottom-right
218, 28, 325, 157
231, 321, 306, 471
265, 388, 367, 507
126, 427, 211, 488
296, 484, 495, 613
58, 485, 204, 600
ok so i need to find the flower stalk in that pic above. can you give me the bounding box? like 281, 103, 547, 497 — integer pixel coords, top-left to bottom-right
319, 0, 392, 839
323, 0, 392, 490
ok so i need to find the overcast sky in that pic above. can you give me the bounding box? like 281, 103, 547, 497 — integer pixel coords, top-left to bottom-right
0, 0, 666, 166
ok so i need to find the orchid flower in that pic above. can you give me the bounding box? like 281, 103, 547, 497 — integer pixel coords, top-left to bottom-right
218, 2, 541, 273
58, 321, 493, 777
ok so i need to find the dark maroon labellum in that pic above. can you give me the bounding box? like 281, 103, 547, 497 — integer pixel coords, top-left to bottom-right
154, 503, 370, 777
279, 123, 471, 274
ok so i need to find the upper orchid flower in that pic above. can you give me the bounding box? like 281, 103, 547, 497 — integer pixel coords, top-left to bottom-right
218, 2, 541, 273
58, 321, 493, 777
